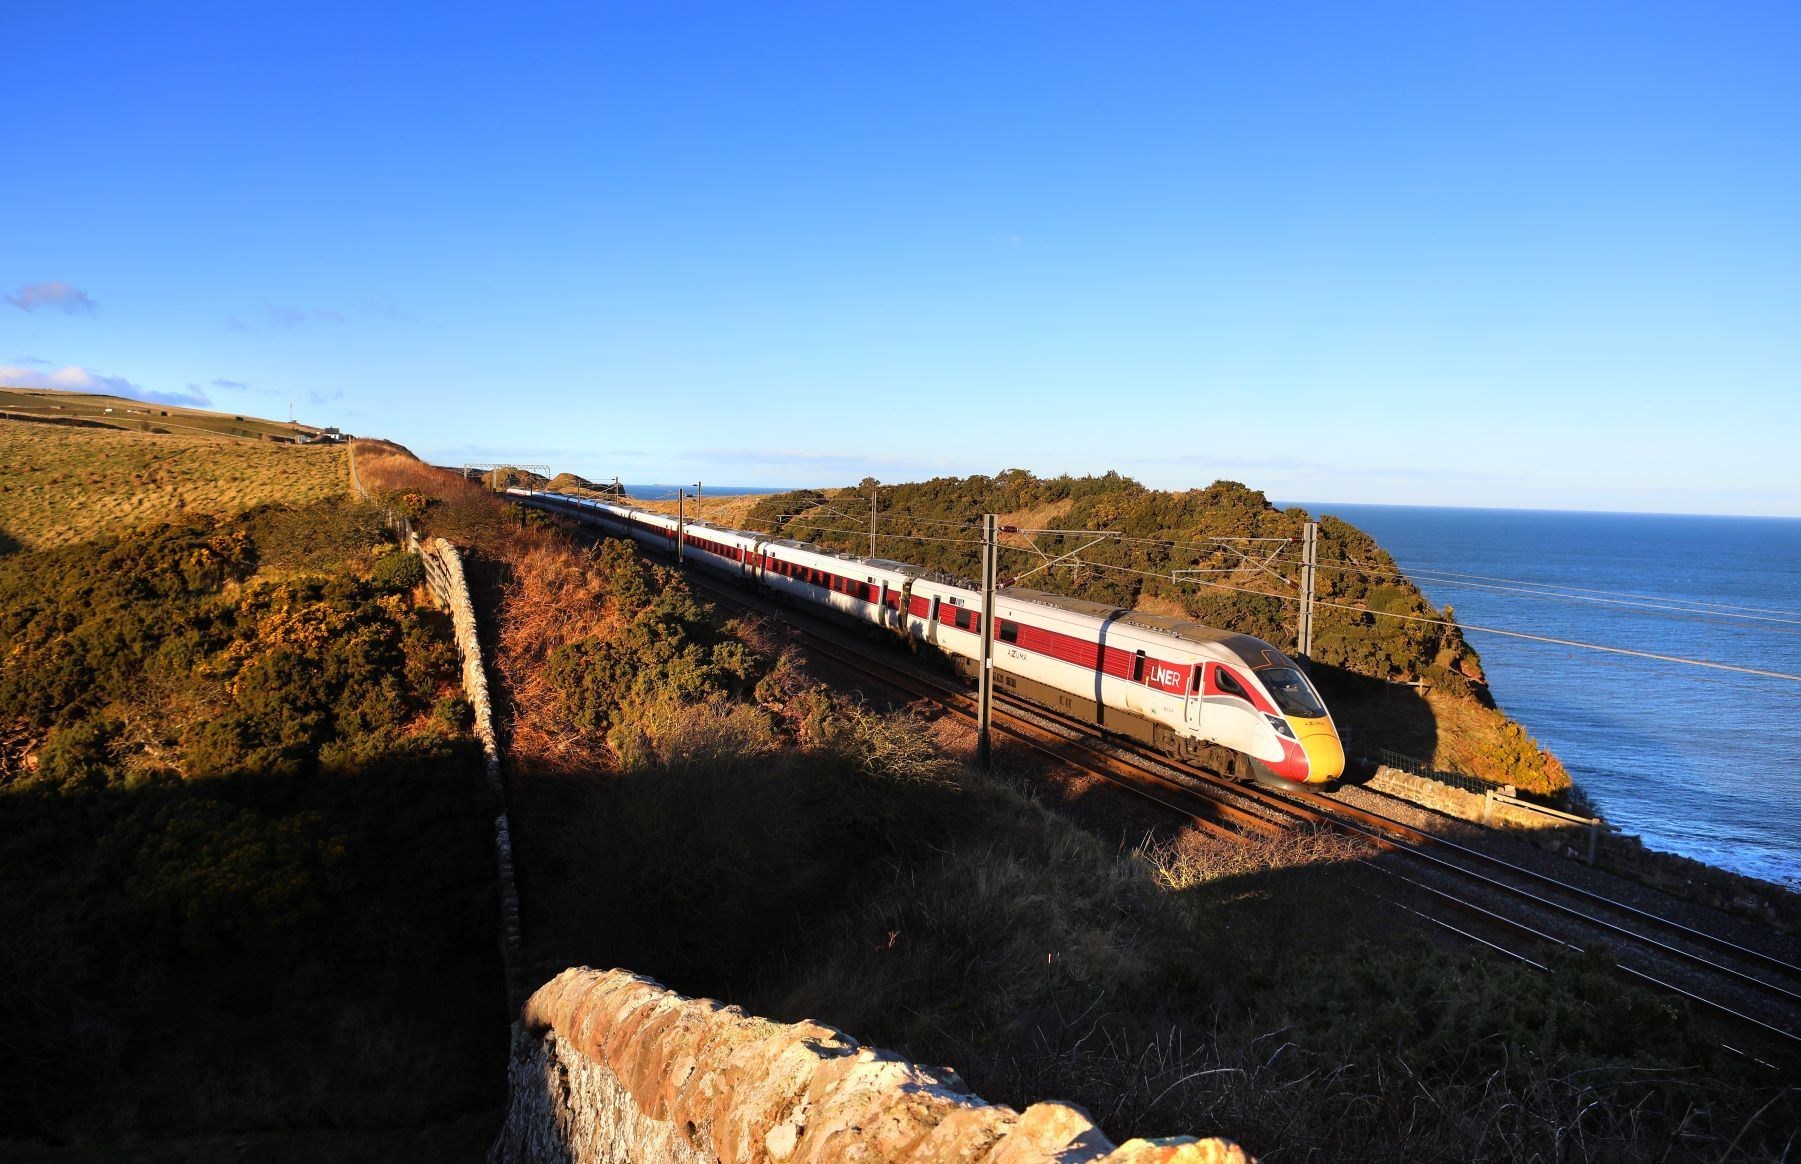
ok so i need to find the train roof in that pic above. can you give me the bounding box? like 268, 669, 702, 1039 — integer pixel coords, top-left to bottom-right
1003, 585, 1277, 661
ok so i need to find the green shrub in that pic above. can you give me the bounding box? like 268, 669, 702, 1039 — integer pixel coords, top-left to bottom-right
368, 548, 425, 593
32, 718, 123, 793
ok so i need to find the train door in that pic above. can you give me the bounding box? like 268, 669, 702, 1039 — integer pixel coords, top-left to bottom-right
898, 578, 917, 640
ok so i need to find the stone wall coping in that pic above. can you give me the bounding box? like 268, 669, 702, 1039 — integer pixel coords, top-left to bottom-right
496, 967, 1252, 1164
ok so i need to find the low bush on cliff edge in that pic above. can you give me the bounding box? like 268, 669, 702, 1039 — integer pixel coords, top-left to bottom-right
0, 500, 503, 1144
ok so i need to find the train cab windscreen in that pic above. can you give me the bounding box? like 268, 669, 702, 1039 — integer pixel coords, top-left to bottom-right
1258, 667, 1328, 718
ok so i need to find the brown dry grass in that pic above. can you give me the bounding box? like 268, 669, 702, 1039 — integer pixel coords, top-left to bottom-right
350, 440, 610, 777
0, 386, 325, 442
495, 541, 627, 774
632, 492, 772, 529
0, 419, 347, 549
1425, 685, 1571, 792
996, 496, 1074, 533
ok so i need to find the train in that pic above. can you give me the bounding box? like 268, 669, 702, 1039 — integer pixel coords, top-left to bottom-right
508, 488, 1346, 785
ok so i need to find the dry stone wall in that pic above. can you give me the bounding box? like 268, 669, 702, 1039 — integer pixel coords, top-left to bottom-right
491, 968, 1253, 1164
419, 535, 527, 993
347, 443, 527, 1002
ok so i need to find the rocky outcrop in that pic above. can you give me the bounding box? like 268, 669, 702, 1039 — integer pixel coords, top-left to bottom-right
492, 968, 1252, 1164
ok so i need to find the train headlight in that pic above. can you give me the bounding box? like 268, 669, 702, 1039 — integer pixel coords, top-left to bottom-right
1265, 714, 1296, 740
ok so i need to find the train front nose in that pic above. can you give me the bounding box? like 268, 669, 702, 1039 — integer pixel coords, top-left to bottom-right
1290, 717, 1345, 783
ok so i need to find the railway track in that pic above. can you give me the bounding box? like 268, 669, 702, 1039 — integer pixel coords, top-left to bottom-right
528, 502, 1801, 1062
710, 577, 1800, 1058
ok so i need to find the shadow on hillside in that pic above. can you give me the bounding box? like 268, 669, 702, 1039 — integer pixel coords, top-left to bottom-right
0, 527, 19, 558
500, 756, 1390, 1159
0, 749, 507, 1144
1308, 662, 1437, 779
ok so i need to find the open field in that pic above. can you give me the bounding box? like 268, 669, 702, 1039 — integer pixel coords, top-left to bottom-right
0, 419, 347, 549
0, 386, 328, 442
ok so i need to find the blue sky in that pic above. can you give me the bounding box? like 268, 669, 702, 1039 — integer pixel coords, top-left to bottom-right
4, 2, 1797, 515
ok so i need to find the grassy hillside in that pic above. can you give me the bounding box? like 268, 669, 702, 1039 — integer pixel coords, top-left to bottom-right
0, 386, 328, 442
0, 430, 501, 1152
0, 419, 346, 550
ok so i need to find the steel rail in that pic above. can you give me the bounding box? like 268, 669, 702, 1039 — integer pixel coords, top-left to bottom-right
1281, 784, 1801, 982
1248, 781, 1801, 1009
1362, 863, 1801, 1046
1004, 694, 1801, 1010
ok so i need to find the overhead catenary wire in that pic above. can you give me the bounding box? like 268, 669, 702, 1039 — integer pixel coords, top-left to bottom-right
1001, 527, 1801, 629
991, 545, 1801, 684
607, 495, 1801, 685
742, 522, 986, 548
1306, 557, 1801, 620
1297, 567, 1801, 637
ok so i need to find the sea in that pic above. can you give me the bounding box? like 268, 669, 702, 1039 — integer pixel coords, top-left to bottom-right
1300, 503, 1801, 889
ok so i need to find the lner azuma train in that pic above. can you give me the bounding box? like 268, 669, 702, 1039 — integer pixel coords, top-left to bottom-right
511, 489, 1346, 785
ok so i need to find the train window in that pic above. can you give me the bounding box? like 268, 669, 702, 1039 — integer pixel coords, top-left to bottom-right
1191, 667, 1203, 693
1214, 667, 1251, 701
1258, 667, 1328, 718
1132, 650, 1146, 682
999, 620, 1018, 644
955, 608, 973, 630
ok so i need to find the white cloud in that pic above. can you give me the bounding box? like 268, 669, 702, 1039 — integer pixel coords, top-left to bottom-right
0, 364, 208, 407
6, 281, 96, 314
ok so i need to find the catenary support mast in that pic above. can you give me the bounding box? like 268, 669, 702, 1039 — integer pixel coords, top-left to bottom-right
977, 513, 998, 768
1298, 520, 1319, 668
